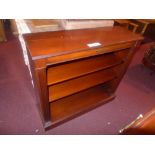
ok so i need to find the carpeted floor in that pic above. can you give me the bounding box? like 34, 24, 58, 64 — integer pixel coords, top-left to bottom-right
0, 34, 155, 135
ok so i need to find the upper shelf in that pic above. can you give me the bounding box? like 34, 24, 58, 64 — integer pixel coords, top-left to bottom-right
47, 53, 122, 86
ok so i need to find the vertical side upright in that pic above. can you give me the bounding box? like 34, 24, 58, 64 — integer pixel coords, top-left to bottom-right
34, 59, 51, 128
109, 40, 141, 93
28, 53, 51, 128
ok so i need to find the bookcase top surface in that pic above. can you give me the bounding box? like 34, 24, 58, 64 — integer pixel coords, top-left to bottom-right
24, 26, 143, 60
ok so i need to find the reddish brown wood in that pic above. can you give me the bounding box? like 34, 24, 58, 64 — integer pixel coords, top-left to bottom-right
0, 20, 6, 42
33, 59, 51, 127
47, 53, 122, 85
50, 85, 115, 123
27, 51, 51, 127
46, 41, 135, 65
108, 41, 141, 93
49, 68, 116, 102
24, 26, 143, 129
121, 108, 155, 135
24, 26, 143, 60
115, 49, 130, 61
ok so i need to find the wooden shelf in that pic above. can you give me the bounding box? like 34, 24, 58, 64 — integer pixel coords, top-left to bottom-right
47, 53, 122, 85
49, 68, 116, 102
50, 85, 115, 123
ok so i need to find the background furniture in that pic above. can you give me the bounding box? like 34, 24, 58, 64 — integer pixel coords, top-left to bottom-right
120, 107, 155, 134
10, 19, 114, 35
23, 27, 143, 129
132, 19, 155, 34
114, 19, 139, 33
0, 20, 6, 42
115, 19, 155, 43
61, 19, 114, 30
142, 43, 155, 72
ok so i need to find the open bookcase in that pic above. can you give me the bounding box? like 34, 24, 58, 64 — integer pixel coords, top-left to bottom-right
24, 27, 143, 129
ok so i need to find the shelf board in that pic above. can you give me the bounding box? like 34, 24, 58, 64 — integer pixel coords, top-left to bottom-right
50, 85, 115, 125
47, 53, 122, 85
49, 68, 116, 102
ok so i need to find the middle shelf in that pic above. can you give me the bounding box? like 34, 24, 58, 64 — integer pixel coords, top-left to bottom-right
48, 68, 117, 102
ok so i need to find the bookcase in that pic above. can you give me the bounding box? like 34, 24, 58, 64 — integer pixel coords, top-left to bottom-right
24, 27, 143, 129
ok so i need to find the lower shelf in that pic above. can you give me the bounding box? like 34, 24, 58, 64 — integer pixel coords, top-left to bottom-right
50, 85, 115, 127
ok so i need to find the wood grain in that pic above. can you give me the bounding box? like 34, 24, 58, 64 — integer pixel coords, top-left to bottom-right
24, 26, 143, 60
49, 68, 116, 101
47, 53, 122, 85
121, 108, 155, 134
46, 41, 134, 65
50, 85, 115, 122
